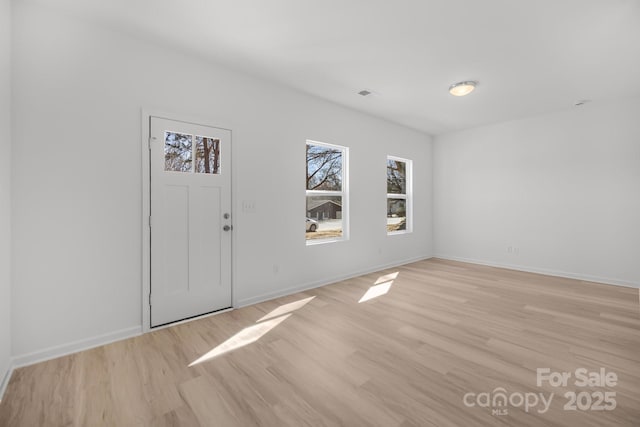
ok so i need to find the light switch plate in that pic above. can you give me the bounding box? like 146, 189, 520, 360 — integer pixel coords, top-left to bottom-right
242, 200, 256, 213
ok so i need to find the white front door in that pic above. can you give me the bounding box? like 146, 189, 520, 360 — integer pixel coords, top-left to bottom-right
150, 117, 232, 327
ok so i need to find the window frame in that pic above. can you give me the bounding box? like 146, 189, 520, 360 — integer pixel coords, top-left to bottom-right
305, 140, 349, 245
164, 131, 222, 175
386, 155, 413, 235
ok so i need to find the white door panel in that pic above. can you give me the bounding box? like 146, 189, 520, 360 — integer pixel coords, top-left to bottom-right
150, 117, 232, 327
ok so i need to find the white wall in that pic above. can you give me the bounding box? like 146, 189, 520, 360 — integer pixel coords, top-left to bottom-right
0, 0, 12, 391
434, 97, 640, 287
10, 2, 432, 358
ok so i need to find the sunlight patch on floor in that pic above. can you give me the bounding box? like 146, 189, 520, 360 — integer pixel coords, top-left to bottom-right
374, 271, 399, 285
359, 281, 393, 303
189, 314, 291, 366
189, 296, 316, 366
257, 296, 315, 322
358, 271, 399, 303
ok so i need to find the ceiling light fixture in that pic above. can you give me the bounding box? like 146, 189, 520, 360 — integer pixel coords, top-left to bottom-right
449, 81, 477, 97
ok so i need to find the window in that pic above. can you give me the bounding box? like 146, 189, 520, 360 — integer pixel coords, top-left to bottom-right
306, 141, 348, 243
165, 131, 221, 174
387, 156, 412, 234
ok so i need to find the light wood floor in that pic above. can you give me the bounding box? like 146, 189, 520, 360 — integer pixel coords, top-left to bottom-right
1, 259, 639, 426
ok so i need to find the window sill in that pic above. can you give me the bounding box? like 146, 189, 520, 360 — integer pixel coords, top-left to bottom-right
387, 230, 412, 236
306, 237, 347, 246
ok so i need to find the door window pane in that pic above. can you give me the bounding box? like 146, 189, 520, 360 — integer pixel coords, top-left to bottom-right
165, 132, 192, 172
195, 136, 221, 174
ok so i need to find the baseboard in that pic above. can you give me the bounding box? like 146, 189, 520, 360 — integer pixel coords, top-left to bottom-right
11, 326, 142, 370
0, 361, 14, 401
236, 254, 433, 307
434, 255, 639, 289
6, 253, 632, 383
6, 256, 432, 372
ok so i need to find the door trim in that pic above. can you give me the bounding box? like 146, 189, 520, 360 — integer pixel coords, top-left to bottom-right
141, 109, 235, 333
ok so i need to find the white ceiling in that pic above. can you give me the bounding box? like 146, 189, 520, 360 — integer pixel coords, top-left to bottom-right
40, 0, 640, 135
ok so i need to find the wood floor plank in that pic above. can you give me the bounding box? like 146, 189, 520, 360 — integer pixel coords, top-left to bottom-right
1, 258, 638, 426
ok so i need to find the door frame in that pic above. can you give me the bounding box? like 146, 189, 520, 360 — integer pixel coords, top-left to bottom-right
141, 109, 236, 333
